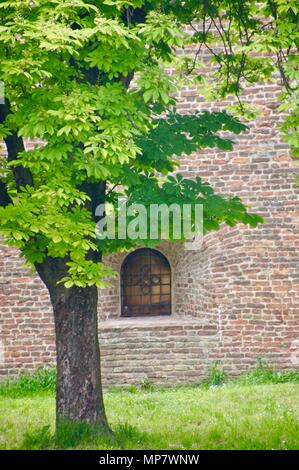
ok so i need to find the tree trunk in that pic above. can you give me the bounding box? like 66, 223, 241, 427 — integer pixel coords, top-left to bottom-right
53, 285, 108, 428
35, 259, 110, 432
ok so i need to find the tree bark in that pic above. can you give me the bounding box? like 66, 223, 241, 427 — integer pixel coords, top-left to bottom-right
53, 285, 108, 428
35, 258, 110, 432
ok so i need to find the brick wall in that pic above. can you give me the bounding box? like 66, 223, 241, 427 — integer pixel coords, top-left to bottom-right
0, 73, 299, 385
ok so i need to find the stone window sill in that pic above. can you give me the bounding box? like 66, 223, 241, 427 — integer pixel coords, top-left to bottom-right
99, 315, 216, 334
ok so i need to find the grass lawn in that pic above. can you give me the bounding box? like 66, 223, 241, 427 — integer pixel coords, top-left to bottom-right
0, 382, 298, 450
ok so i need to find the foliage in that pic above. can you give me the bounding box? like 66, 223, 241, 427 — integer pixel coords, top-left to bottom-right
173, 0, 299, 158
236, 358, 299, 385
0, 0, 264, 287
0, 367, 56, 397
1, 383, 299, 449
139, 377, 155, 391
202, 361, 227, 387
1, 362, 298, 399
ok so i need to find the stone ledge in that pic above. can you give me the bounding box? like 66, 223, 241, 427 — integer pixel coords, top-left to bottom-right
99, 315, 217, 335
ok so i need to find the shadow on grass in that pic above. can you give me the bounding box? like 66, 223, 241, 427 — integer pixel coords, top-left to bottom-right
20, 422, 155, 450
21, 425, 54, 450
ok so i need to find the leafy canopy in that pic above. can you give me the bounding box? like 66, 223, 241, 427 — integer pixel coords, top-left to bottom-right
0, 0, 263, 288
172, 0, 299, 158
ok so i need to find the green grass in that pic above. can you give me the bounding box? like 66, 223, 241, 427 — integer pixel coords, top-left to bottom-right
0, 378, 298, 449
0, 367, 56, 398
1, 359, 298, 399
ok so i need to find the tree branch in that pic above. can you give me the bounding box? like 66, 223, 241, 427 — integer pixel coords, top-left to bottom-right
0, 180, 12, 207
0, 99, 34, 190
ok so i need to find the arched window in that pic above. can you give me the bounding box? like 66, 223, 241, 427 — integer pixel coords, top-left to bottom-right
121, 248, 171, 317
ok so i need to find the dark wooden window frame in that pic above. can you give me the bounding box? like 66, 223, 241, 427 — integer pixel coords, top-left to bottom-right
121, 248, 171, 317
